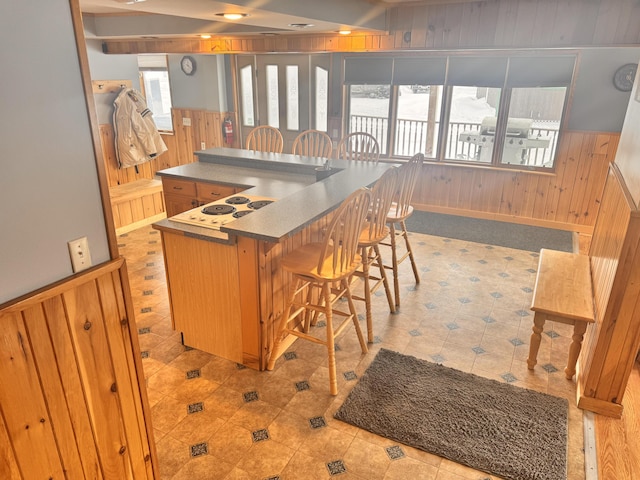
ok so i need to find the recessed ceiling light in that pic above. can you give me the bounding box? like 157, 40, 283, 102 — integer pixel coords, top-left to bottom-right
216, 13, 248, 20
288, 23, 314, 29
338, 30, 352, 35
200, 34, 211, 39
123, 0, 146, 4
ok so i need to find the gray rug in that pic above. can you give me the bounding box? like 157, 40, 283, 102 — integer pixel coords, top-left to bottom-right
405, 211, 574, 252
335, 349, 568, 480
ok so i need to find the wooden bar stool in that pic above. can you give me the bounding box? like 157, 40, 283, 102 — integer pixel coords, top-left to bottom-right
381, 153, 424, 307
352, 167, 399, 342
266, 188, 372, 395
336, 132, 380, 163
246, 125, 284, 153
292, 129, 333, 158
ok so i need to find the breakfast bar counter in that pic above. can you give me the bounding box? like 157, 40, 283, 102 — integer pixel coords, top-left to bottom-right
154, 148, 390, 242
152, 148, 393, 370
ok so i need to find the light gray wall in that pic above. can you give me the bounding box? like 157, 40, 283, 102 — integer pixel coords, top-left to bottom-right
0, 0, 110, 304
569, 47, 640, 132
168, 54, 224, 111
85, 39, 141, 124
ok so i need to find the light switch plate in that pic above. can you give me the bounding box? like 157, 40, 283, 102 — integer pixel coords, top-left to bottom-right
68, 237, 92, 273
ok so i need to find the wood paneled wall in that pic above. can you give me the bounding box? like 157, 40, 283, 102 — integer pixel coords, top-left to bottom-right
101, 108, 238, 188
104, 111, 618, 232
413, 131, 619, 233
577, 164, 640, 417
0, 258, 158, 479
101, 0, 640, 55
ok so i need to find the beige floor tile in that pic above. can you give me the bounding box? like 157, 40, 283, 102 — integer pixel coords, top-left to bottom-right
342, 436, 391, 479
119, 226, 584, 480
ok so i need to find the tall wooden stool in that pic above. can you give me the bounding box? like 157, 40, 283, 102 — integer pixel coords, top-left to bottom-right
245, 125, 284, 153
382, 153, 424, 307
352, 167, 399, 342
266, 188, 372, 395
527, 249, 595, 379
336, 132, 380, 163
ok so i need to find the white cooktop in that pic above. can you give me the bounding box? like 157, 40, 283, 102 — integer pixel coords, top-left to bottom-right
169, 194, 274, 231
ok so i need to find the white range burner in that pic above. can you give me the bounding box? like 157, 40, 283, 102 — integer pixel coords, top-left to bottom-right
170, 194, 274, 231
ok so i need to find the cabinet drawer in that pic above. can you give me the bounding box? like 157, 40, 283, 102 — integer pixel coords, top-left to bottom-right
163, 178, 197, 197
196, 183, 237, 202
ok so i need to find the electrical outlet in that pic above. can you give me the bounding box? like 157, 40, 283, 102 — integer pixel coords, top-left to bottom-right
182, 117, 191, 126
201, 142, 206, 149
68, 237, 92, 273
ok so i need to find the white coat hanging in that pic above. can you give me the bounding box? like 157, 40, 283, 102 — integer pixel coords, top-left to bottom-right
113, 87, 167, 169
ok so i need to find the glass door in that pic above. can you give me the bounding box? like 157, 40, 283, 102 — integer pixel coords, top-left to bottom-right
236, 54, 331, 154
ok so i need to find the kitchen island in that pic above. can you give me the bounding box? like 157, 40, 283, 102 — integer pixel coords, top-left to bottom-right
153, 148, 392, 369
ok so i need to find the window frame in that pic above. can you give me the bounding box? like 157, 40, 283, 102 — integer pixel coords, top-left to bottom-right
342, 52, 575, 172
138, 65, 174, 133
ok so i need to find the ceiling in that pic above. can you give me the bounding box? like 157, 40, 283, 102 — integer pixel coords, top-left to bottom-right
79, 0, 460, 40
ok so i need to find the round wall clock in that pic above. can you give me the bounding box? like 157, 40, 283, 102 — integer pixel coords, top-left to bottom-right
613, 63, 637, 92
180, 56, 197, 76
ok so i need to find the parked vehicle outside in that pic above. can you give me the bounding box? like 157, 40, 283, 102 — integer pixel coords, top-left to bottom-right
411, 85, 430, 94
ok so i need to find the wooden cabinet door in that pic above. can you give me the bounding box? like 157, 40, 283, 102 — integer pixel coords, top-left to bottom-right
196, 182, 238, 204
162, 178, 198, 216
164, 193, 198, 217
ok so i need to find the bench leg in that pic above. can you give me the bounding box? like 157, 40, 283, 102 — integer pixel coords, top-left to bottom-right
565, 321, 588, 380
527, 314, 545, 370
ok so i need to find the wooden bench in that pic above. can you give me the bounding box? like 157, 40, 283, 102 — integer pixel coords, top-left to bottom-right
527, 248, 596, 380
109, 178, 165, 233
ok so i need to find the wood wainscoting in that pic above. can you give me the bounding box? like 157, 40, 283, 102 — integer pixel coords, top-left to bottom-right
0, 258, 158, 479
99, 107, 238, 231
577, 164, 640, 418
100, 108, 238, 189
412, 131, 619, 233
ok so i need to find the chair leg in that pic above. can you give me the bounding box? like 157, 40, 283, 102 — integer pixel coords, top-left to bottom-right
322, 282, 339, 395
343, 278, 368, 354
372, 244, 395, 315
388, 222, 401, 307
267, 277, 301, 371
360, 245, 374, 343
400, 220, 420, 285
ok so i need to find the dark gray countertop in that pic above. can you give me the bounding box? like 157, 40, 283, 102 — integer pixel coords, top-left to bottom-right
154, 148, 393, 243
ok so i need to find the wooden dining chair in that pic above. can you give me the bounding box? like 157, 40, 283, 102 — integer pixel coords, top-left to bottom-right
266, 188, 372, 395
292, 129, 333, 158
382, 153, 424, 307
336, 132, 380, 163
352, 167, 399, 342
245, 125, 284, 153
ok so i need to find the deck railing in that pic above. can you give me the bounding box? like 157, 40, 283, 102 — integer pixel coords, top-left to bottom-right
349, 114, 559, 168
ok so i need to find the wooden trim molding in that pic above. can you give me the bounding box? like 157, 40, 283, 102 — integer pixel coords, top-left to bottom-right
69, 0, 119, 258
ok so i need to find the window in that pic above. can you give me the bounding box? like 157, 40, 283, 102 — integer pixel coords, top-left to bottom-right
395, 85, 442, 157
286, 65, 299, 131
445, 86, 501, 163
315, 66, 329, 132
266, 65, 280, 128
348, 84, 390, 154
343, 54, 574, 170
138, 55, 173, 131
240, 65, 255, 127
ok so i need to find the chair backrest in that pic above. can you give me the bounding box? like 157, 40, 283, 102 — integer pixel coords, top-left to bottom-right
391, 153, 424, 218
245, 126, 284, 153
336, 132, 380, 163
364, 167, 399, 241
292, 130, 333, 158
318, 188, 371, 276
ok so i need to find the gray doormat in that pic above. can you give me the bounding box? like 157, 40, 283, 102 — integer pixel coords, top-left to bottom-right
405, 211, 574, 252
335, 349, 568, 480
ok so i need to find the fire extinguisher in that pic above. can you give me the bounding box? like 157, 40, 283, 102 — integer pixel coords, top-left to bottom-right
223, 117, 234, 145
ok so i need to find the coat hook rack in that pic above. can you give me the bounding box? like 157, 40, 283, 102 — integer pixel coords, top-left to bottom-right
91, 79, 133, 94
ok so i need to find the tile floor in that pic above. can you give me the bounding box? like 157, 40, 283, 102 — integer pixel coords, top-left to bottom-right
120, 225, 585, 480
